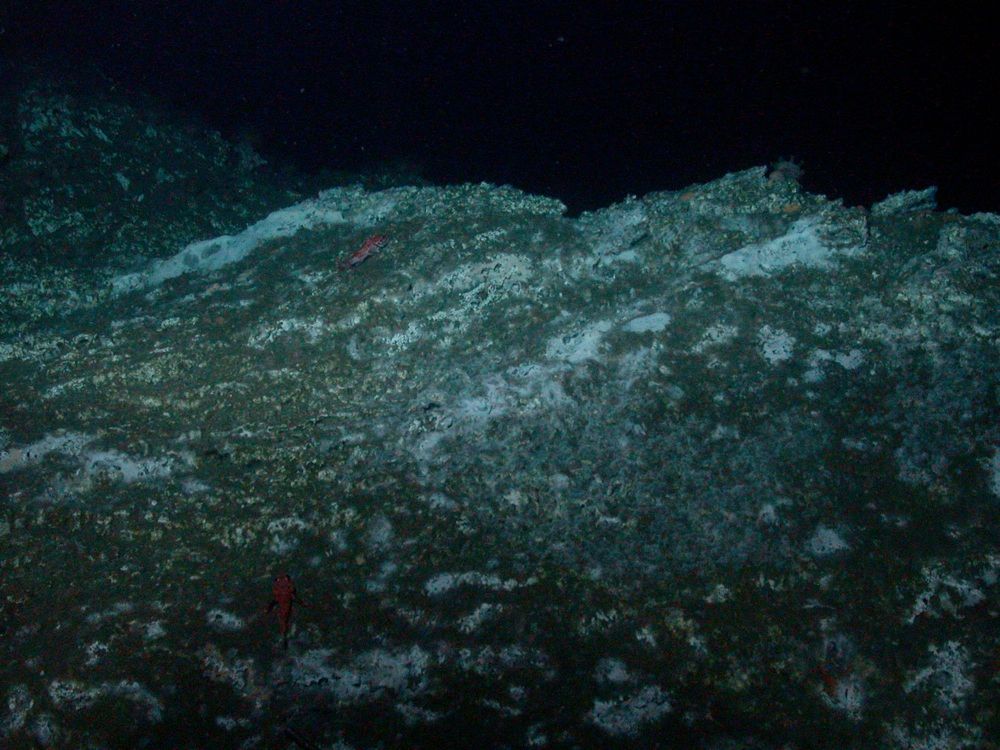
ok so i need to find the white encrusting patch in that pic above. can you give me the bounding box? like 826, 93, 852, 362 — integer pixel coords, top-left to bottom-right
715, 216, 864, 280
266, 516, 311, 554
587, 685, 672, 737
287, 646, 431, 703
80, 449, 180, 484
621, 312, 671, 333
206, 610, 246, 632
423, 571, 536, 596
693, 323, 739, 353
458, 603, 503, 633
806, 525, 850, 556
408, 361, 573, 467
758, 325, 795, 364
545, 320, 613, 363
904, 564, 989, 624
0, 432, 91, 473
904, 641, 974, 712
0, 431, 191, 494
48, 679, 163, 723
804, 348, 864, 382
248, 317, 329, 348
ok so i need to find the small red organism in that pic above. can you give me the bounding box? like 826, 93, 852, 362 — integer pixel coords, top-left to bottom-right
264, 573, 309, 649
340, 233, 389, 270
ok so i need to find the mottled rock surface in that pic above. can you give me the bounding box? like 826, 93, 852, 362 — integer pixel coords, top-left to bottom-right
2, 83, 998, 749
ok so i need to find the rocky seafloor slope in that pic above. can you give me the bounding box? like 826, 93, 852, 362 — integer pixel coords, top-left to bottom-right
1, 82, 998, 749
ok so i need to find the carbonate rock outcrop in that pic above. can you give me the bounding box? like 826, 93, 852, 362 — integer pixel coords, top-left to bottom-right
1, 83, 998, 749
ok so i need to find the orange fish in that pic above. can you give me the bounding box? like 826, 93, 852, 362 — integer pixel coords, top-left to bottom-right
265, 573, 308, 649
340, 233, 388, 270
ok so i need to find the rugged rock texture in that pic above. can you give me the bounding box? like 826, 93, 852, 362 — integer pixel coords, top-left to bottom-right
2, 83, 998, 749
